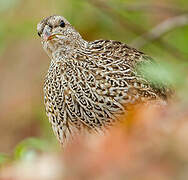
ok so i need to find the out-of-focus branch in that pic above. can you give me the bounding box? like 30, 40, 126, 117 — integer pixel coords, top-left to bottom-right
87, 0, 145, 36
87, 0, 188, 60
131, 14, 188, 48
122, 4, 187, 15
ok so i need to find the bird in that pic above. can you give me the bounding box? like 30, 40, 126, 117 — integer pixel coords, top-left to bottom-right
37, 15, 171, 144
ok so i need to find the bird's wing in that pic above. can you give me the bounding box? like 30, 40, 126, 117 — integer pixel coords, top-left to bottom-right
88, 39, 172, 100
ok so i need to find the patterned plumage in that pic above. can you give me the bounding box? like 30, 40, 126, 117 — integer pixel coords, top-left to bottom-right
37, 15, 171, 144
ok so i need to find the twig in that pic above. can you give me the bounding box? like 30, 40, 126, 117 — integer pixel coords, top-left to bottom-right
87, 0, 145, 36
122, 4, 187, 15
131, 14, 188, 48
87, 0, 188, 60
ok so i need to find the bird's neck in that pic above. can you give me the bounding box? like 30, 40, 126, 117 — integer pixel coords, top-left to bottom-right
51, 39, 88, 62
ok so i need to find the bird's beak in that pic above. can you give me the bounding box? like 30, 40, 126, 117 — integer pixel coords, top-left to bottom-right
46, 33, 63, 41
47, 34, 57, 41
43, 26, 53, 41
43, 32, 51, 41
43, 26, 62, 41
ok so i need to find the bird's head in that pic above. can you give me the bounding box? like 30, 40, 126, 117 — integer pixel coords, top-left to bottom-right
37, 15, 85, 58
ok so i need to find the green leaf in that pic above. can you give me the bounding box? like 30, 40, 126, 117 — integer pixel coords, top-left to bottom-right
14, 138, 48, 160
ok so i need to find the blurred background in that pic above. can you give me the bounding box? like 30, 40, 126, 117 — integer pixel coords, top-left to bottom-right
0, 0, 188, 179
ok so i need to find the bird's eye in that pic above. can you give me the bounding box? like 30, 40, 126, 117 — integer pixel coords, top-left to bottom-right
59, 21, 65, 28
38, 32, 41, 37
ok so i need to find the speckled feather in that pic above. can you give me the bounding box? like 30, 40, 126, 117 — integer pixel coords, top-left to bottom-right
37, 15, 171, 144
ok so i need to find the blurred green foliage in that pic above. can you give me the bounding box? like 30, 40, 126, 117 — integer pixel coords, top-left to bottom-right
137, 60, 187, 88
0, 0, 20, 13
0, 137, 55, 166
14, 138, 49, 160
